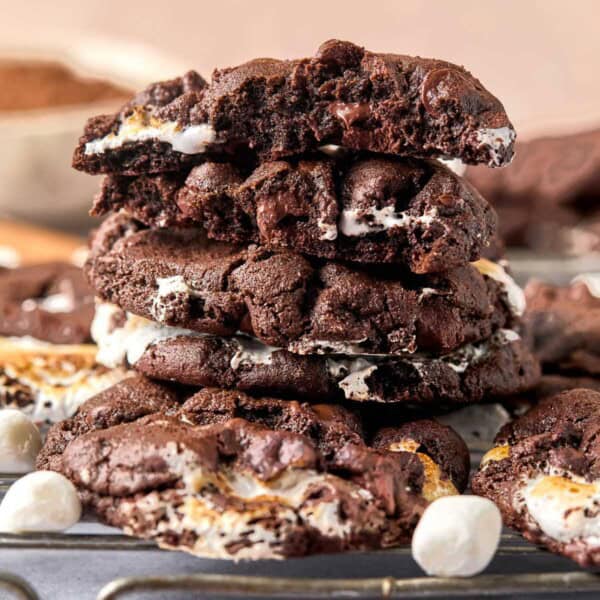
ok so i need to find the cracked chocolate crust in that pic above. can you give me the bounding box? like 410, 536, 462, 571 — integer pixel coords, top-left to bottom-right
38, 377, 469, 558
0, 262, 94, 344
92, 305, 540, 407
524, 279, 600, 376
86, 214, 515, 356
73, 39, 515, 176
92, 155, 497, 271
472, 389, 600, 567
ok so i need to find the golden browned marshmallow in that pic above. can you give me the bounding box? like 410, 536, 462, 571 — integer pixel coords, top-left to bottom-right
387, 438, 458, 501
481, 444, 511, 467
0, 337, 129, 422
472, 259, 526, 316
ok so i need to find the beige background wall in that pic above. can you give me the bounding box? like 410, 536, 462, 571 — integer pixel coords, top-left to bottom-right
0, 0, 598, 231
2, 0, 599, 137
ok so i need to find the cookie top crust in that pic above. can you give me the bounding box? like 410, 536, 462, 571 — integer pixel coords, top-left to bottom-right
91, 303, 540, 407
524, 278, 600, 376
0, 336, 129, 423
466, 129, 600, 252
472, 388, 600, 567
39, 377, 468, 558
73, 40, 515, 175
93, 156, 497, 271
0, 262, 94, 344
86, 214, 519, 355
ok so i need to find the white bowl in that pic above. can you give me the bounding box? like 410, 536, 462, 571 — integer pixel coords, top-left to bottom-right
0, 39, 185, 232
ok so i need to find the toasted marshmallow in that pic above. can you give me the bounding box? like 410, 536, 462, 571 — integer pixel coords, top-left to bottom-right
387, 439, 458, 501
0, 410, 42, 473
412, 495, 501, 577
481, 444, 511, 467
522, 474, 600, 544
84, 109, 216, 156
0, 337, 129, 422
473, 258, 526, 316
0, 471, 82, 533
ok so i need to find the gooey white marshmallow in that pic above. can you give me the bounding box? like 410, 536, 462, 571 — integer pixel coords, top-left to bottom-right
0, 471, 82, 533
0, 410, 42, 473
521, 474, 600, 544
84, 112, 216, 156
411, 495, 502, 577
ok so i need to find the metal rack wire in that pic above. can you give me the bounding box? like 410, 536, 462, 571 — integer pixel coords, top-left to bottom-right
2, 467, 600, 600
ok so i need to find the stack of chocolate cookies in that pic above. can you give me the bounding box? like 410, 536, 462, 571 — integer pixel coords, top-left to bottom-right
42, 40, 540, 559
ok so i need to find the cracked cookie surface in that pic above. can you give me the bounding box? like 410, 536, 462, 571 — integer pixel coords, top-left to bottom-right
86, 214, 519, 355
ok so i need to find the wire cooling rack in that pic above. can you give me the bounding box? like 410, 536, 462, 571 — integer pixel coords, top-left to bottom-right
2, 456, 600, 600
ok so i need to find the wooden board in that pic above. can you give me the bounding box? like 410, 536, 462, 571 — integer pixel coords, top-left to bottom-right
0, 219, 85, 264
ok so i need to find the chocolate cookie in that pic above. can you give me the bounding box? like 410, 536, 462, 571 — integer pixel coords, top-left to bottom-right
73, 40, 515, 176
0, 262, 94, 344
87, 215, 521, 354
39, 377, 469, 558
0, 337, 129, 423
92, 303, 539, 407
93, 156, 497, 270
466, 129, 600, 252
472, 388, 600, 567
524, 278, 600, 376
532, 374, 600, 399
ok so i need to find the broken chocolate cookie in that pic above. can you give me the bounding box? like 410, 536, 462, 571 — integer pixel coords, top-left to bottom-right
73, 40, 515, 176
472, 388, 600, 567
0, 262, 94, 344
39, 378, 469, 559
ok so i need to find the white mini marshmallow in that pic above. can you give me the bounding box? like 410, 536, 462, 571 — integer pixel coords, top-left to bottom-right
0, 471, 82, 533
412, 495, 502, 577
0, 410, 42, 473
